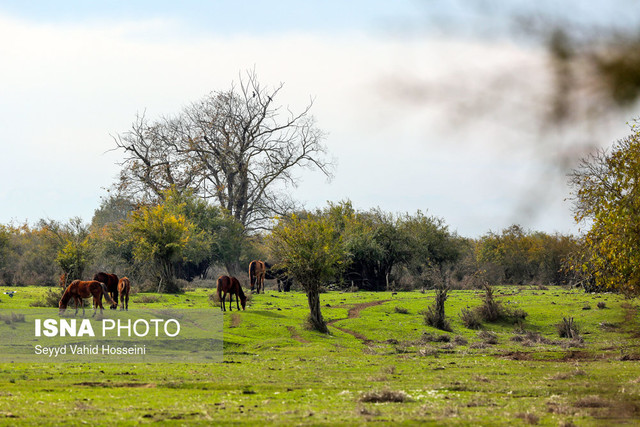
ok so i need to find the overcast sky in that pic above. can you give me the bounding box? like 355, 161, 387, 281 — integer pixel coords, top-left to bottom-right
0, 1, 637, 237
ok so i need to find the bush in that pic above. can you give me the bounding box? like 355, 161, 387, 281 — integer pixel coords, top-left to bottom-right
460, 307, 482, 329
422, 285, 451, 331
475, 284, 528, 324
30, 287, 64, 308
477, 284, 501, 322
557, 317, 580, 339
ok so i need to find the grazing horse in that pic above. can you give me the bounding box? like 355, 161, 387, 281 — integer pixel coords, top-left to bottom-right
117, 277, 131, 311
216, 275, 246, 312
249, 260, 266, 294
93, 272, 119, 309
59, 280, 115, 317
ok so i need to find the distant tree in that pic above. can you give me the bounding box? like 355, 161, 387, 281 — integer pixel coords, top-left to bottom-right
113, 69, 332, 230
569, 121, 640, 294
398, 211, 461, 289
268, 212, 345, 333
126, 201, 198, 293
41, 218, 92, 282
91, 195, 136, 230
161, 188, 248, 276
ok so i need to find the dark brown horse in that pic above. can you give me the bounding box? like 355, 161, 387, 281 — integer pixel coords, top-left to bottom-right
117, 277, 131, 311
93, 272, 119, 309
216, 275, 246, 311
249, 260, 266, 294
59, 280, 115, 317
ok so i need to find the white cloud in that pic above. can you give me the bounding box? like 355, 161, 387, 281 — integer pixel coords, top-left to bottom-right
0, 13, 628, 236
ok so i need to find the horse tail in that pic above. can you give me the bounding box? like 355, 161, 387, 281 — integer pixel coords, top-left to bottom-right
249, 261, 255, 288
100, 282, 115, 305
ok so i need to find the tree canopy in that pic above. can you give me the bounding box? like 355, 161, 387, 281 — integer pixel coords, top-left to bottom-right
569, 120, 640, 294
114, 70, 332, 230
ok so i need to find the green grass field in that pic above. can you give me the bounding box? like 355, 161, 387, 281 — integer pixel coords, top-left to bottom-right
0, 285, 639, 425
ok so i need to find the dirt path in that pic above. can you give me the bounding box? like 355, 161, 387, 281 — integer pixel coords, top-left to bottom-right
327, 299, 389, 343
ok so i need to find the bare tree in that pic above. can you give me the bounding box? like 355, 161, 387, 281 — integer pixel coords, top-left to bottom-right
113, 70, 332, 230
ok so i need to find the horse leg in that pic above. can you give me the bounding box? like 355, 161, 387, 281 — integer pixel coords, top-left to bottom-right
228, 292, 233, 312
221, 293, 226, 312
236, 292, 240, 310
125, 293, 129, 311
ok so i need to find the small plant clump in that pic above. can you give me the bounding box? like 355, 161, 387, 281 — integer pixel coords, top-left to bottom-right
460, 307, 482, 329
557, 317, 580, 339
460, 284, 528, 329
359, 389, 412, 403
394, 306, 409, 314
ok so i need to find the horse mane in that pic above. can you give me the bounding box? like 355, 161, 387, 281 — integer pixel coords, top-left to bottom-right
237, 282, 246, 300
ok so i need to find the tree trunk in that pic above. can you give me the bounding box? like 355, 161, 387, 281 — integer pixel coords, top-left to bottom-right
306, 285, 328, 333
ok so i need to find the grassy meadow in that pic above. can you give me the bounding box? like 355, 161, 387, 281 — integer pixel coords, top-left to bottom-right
0, 284, 639, 425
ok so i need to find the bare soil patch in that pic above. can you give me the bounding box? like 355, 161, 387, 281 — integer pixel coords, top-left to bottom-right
327, 300, 389, 343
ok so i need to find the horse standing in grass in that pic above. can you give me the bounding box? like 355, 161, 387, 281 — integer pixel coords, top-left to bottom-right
117, 277, 131, 311
249, 260, 266, 294
216, 275, 246, 312
59, 280, 115, 317
93, 272, 119, 309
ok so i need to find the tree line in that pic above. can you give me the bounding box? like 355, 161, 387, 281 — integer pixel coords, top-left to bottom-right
1, 71, 638, 306
0, 194, 579, 293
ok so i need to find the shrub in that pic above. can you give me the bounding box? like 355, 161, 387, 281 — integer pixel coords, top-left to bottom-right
475, 284, 528, 324
30, 287, 64, 308
460, 307, 482, 329
477, 284, 501, 322
597, 301, 607, 309
422, 285, 451, 331
557, 317, 580, 339
394, 306, 409, 314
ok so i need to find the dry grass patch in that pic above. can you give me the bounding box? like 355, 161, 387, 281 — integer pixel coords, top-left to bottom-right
548, 369, 587, 381
574, 395, 609, 408
515, 412, 540, 425
229, 313, 242, 328
359, 389, 412, 403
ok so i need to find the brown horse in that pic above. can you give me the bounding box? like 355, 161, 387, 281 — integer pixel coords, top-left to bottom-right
249, 260, 266, 294
216, 275, 246, 311
59, 280, 115, 317
93, 272, 119, 309
117, 277, 131, 311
